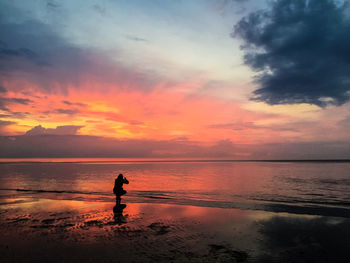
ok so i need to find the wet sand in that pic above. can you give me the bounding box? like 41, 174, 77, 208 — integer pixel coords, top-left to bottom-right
1, 197, 350, 263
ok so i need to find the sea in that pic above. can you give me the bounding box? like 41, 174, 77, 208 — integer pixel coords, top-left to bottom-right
1, 159, 350, 218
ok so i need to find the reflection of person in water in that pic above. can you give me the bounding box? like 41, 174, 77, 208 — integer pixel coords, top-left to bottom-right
113, 173, 129, 205
113, 202, 127, 225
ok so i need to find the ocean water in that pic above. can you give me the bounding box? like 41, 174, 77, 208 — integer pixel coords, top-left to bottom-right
1, 160, 350, 217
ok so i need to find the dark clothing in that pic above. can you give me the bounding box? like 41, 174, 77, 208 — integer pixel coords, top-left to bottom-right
115, 189, 127, 196
113, 176, 129, 196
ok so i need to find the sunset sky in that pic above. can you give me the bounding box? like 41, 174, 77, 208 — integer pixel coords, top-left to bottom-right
1, 0, 350, 159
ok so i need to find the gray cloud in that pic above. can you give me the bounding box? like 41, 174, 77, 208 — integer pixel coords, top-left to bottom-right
0, 97, 33, 110
126, 35, 149, 43
0, 4, 163, 93
209, 121, 264, 131
0, 120, 15, 126
209, 121, 263, 130
54, 108, 80, 115
0, 120, 16, 135
25, 125, 83, 136
234, 0, 350, 107
7, 98, 33, 104
92, 4, 106, 16
0, 110, 29, 119
0, 130, 349, 159
0, 86, 6, 93
46, 1, 61, 9
338, 116, 350, 128
62, 100, 86, 107
208, 121, 298, 132
0, 46, 39, 62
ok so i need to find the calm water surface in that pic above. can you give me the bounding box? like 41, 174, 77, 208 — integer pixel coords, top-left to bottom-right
1, 160, 349, 217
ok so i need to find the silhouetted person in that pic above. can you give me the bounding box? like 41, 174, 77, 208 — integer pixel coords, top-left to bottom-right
113, 173, 129, 205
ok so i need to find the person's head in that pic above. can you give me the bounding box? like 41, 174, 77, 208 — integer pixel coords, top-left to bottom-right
117, 173, 123, 179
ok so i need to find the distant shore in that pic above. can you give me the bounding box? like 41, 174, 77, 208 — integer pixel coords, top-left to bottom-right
1, 157, 350, 163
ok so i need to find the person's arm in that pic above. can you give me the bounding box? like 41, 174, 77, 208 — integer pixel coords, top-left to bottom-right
124, 177, 129, 184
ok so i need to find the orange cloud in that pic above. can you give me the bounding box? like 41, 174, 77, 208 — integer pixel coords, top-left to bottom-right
2, 74, 321, 144
0, 77, 274, 142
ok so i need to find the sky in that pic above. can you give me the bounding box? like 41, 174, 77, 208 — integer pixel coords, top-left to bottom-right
1, 0, 350, 159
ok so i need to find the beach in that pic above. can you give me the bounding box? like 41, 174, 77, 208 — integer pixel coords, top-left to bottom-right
1, 160, 350, 262
1, 194, 350, 263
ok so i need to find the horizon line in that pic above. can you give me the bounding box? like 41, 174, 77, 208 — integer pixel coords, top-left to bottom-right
0, 157, 350, 164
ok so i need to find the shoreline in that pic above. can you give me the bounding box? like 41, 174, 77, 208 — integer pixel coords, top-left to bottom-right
1, 198, 350, 262
2, 188, 350, 219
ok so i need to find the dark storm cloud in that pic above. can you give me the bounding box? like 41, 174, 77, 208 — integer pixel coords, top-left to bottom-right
234, 0, 350, 107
